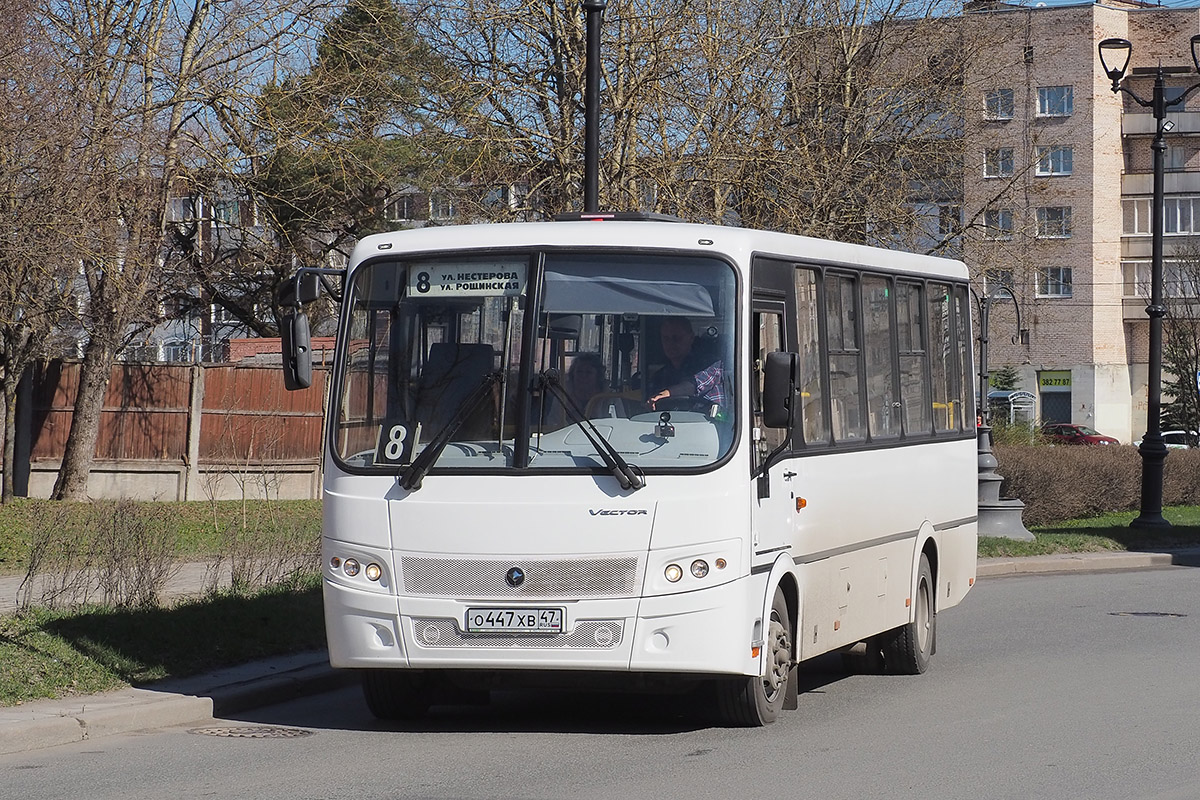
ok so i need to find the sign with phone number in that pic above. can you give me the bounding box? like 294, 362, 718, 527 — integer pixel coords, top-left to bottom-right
1039, 371, 1071, 388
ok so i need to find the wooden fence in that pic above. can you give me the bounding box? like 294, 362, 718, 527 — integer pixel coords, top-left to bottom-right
2, 360, 328, 501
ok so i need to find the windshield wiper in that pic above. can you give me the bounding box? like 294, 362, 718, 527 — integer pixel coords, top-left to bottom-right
399, 371, 503, 491
537, 369, 644, 491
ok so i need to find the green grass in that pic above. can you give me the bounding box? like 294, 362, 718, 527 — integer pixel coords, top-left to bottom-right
0, 574, 325, 706
979, 506, 1200, 557
0, 498, 322, 574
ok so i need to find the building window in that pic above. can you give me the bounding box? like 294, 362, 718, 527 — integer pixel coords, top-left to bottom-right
1037, 267, 1072, 297
386, 194, 418, 221
167, 196, 195, 222
1123, 198, 1151, 234
1035, 145, 1073, 176
212, 199, 239, 226
430, 192, 455, 220
210, 303, 246, 325
987, 270, 1014, 291
985, 89, 1014, 121
983, 208, 1014, 240
938, 204, 961, 238
1124, 260, 1200, 298
1037, 86, 1074, 117
1165, 197, 1195, 233
1036, 207, 1072, 238
1125, 197, 1200, 234
984, 148, 1014, 178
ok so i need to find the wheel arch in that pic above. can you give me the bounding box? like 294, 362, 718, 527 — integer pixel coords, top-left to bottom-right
760, 554, 800, 664
911, 521, 939, 616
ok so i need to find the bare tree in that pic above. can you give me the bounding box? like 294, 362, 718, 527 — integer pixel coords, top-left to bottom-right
182, 0, 460, 339
42, 0, 336, 500
0, 0, 78, 502
1162, 246, 1200, 434
406, 0, 1018, 246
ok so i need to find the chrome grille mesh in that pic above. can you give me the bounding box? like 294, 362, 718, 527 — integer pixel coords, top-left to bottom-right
399, 556, 639, 598
410, 618, 624, 649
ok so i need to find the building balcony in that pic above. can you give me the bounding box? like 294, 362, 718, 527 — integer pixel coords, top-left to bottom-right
1122, 111, 1200, 136
1121, 172, 1200, 195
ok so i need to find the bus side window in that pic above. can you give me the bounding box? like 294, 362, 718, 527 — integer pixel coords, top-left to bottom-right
794, 266, 828, 445
827, 274, 865, 442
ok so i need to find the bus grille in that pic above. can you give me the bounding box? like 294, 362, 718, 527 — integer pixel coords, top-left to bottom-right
399, 556, 640, 598
409, 618, 624, 649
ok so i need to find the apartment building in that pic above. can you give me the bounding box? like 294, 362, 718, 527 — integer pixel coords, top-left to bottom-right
964, 0, 1200, 443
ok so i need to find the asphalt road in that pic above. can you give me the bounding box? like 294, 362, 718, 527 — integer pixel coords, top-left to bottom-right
2, 566, 1198, 800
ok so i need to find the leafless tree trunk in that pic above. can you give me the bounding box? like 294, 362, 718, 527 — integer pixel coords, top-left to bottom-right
44, 0, 334, 500
0, 0, 79, 502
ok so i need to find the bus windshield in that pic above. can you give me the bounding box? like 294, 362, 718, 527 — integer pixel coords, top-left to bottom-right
332, 250, 737, 476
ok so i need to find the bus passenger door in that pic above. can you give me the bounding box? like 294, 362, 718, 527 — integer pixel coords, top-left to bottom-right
752, 301, 795, 559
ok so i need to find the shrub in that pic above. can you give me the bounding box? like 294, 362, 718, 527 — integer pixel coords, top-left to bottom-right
993, 444, 1200, 526
18, 499, 179, 610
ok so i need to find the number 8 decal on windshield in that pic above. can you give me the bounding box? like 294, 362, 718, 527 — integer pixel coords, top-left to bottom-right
375, 420, 420, 465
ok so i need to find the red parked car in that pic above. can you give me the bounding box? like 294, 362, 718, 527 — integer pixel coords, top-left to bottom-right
1040, 423, 1120, 445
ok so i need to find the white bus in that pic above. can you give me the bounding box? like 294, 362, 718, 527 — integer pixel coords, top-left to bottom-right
281, 216, 978, 726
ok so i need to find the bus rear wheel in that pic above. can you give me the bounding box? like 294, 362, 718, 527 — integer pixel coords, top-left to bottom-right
715, 587, 792, 726
361, 670, 431, 720
882, 553, 935, 675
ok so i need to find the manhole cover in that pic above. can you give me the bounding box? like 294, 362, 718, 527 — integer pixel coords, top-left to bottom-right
189, 726, 314, 739
1108, 611, 1188, 618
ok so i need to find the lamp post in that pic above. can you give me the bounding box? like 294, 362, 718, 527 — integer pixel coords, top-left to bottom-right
975, 285, 1025, 427
972, 285, 1032, 541
1098, 36, 1200, 529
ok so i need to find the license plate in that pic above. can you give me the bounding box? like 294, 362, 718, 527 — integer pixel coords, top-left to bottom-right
464, 607, 564, 634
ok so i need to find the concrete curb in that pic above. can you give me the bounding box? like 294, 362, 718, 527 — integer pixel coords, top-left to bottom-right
0, 651, 355, 756
977, 547, 1200, 577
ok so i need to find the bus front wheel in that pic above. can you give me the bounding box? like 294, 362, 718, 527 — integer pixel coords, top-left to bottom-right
715, 587, 792, 726
361, 669, 431, 720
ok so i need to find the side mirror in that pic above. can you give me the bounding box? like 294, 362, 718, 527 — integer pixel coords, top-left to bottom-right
278, 271, 321, 306
762, 351, 797, 429
281, 310, 312, 391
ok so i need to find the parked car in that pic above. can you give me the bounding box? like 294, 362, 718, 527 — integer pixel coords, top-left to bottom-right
1133, 430, 1199, 449
1040, 423, 1120, 445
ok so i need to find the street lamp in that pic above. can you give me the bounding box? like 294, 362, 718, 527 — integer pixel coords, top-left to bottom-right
1098, 35, 1200, 529
972, 284, 1032, 541
974, 285, 1026, 427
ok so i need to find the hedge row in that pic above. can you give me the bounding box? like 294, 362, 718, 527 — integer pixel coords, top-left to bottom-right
993, 444, 1200, 527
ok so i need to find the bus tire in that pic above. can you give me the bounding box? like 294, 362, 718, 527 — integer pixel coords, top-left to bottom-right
361, 670, 431, 720
882, 553, 935, 675
715, 587, 792, 726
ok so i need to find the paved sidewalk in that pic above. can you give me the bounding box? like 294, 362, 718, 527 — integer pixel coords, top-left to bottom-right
0, 650, 353, 755
1, 547, 1198, 756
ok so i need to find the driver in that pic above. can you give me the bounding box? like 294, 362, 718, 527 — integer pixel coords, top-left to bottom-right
648, 316, 725, 410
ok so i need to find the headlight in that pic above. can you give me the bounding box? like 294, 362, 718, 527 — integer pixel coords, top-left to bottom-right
664, 564, 683, 582
364, 563, 382, 582
342, 558, 360, 577
690, 560, 709, 578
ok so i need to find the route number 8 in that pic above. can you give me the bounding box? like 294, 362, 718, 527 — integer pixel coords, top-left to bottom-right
383, 425, 407, 460
376, 420, 418, 465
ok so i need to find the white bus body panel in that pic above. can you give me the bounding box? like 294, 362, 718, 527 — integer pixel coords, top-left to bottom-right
322, 459, 765, 678
774, 437, 977, 660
